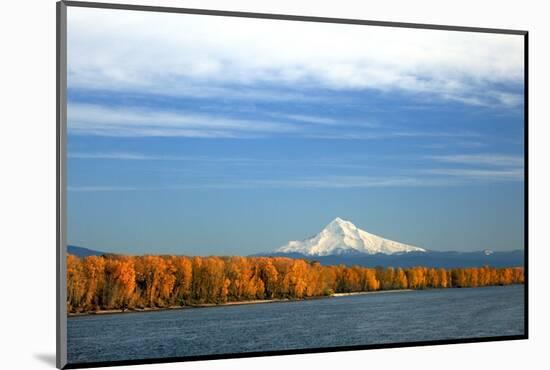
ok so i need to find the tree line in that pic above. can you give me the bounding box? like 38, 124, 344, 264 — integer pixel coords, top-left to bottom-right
67, 254, 524, 313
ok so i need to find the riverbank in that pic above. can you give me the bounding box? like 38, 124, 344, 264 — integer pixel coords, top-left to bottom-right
68, 298, 299, 316
68, 289, 416, 317
332, 289, 414, 297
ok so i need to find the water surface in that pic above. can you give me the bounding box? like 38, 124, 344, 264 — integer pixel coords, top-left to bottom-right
68, 285, 524, 364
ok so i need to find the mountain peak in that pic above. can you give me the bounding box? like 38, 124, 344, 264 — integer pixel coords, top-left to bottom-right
330, 217, 346, 224
276, 218, 426, 256
326, 217, 353, 229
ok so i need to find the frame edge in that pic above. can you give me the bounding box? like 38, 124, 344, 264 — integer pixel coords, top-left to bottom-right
63, 0, 527, 35
523, 31, 529, 339
57, 1, 68, 369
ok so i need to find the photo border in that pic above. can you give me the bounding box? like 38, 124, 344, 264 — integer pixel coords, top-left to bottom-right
56, 1, 529, 368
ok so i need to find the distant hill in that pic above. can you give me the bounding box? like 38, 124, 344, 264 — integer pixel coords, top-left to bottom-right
261, 250, 524, 268
67, 245, 107, 257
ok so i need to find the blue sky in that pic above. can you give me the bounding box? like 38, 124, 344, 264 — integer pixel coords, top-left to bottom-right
66, 7, 525, 255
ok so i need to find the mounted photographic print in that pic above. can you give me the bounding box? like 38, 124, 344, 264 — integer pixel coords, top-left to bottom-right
56, 1, 528, 368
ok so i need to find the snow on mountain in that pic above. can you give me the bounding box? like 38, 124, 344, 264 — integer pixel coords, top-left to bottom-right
276, 217, 426, 256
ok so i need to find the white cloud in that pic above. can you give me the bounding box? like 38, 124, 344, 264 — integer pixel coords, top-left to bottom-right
69, 152, 194, 160
425, 154, 524, 182
67, 176, 448, 192
67, 7, 524, 107
67, 103, 299, 137
271, 114, 338, 125
68, 145, 526, 190
429, 154, 524, 167
423, 168, 524, 181
246, 176, 445, 188
69, 152, 268, 164
68, 103, 482, 139
68, 168, 525, 192
68, 186, 142, 192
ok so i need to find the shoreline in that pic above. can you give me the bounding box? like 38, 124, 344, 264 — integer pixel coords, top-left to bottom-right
68, 284, 522, 317
332, 289, 414, 297
68, 289, 415, 317
68, 297, 320, 317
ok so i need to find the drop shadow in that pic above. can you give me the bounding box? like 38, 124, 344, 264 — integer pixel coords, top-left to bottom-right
34, 353, 57, 367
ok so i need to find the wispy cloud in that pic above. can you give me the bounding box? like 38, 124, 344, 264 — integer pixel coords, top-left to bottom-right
424, 153, 524, 182
69, 152, 206, 161
245, 176, 452, 189
68, 7, 524, 108
423, 168, 524, 181
70, 151, 524, 172
68, 103, 480, 140
268, 113, 377, 128
67, 176, 447, 192
68, 165, 523, 193
303, 130, 480, 140
68, 103, 299, 138
270, 113, 339, 125
429, 154, 524, 167
394, 131, 480, 138
69, 151, 271, 165
68, 186, 142, 192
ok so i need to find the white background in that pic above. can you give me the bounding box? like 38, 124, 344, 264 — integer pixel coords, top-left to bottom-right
1, 0, 548, 369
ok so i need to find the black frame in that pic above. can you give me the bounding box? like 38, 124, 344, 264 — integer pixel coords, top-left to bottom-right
56, 1, 529, 369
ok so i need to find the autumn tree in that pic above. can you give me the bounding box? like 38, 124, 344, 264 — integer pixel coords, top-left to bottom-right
66, 254, 525, 312
67, 255, 86, 312
81, 256, 105, 311
285, 260, 308, 298
394, 268, 408, 289
258, 258, 279, 299
171, 256, 193, 305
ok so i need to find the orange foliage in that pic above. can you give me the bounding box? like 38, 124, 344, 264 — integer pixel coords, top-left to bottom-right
66, 254, 524, 313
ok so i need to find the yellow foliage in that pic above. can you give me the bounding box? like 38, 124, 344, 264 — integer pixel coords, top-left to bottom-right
66, 254, 524, 313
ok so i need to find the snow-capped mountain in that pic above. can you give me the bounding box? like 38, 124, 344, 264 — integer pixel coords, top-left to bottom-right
276, 217, 426, 256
